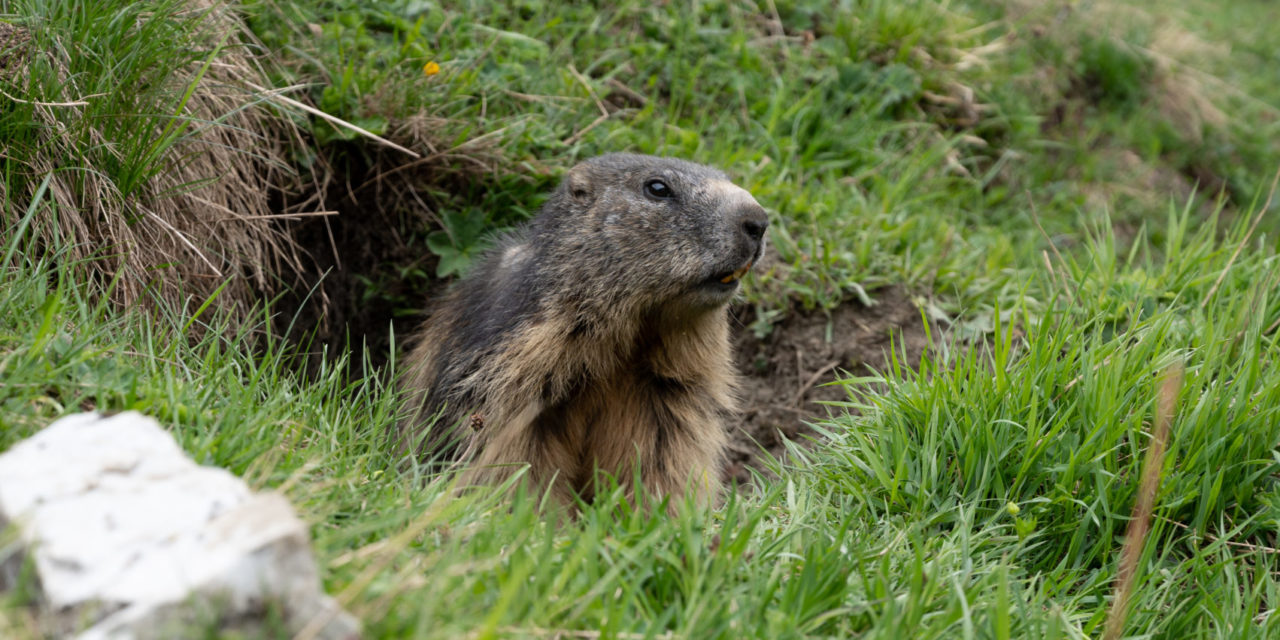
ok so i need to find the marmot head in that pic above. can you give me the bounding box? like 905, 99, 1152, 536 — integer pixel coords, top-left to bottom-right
531, 153, 769, 314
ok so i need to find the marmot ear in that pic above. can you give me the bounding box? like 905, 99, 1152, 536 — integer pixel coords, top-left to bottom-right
565, 165, 592, 202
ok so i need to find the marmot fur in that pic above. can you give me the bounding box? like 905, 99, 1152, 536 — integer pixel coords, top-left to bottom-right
399, 153, 768, 509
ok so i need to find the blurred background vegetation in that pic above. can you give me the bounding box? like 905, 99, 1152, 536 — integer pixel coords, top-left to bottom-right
2, 1, 1279, 637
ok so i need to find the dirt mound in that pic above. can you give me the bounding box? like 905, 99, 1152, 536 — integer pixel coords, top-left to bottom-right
726, 289, 929, 482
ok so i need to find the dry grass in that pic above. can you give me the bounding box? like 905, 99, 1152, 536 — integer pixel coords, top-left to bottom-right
1001, 0, 1228, 138
1102, 363, 1185, 640
1143, 19, 1228, 141
0, 1, 305, 328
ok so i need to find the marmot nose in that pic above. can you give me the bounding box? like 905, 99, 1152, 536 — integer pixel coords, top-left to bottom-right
739, 206, 768, 246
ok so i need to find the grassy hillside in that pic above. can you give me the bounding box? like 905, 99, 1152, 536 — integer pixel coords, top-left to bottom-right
3, 0, 1279, 637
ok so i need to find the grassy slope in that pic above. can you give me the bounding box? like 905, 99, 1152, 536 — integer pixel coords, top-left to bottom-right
3, 0, 1280, 638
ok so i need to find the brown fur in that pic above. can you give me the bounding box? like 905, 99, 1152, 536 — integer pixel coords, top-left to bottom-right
399, 154, 768, 510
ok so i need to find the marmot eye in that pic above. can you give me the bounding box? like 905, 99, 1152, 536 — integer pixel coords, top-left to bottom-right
644, 179, 675, 200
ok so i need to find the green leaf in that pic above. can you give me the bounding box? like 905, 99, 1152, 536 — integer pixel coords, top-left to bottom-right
426, 229, 456, 255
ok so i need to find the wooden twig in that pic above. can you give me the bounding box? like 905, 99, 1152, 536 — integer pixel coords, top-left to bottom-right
359, 122, 520, 188
791, 360, 839, 407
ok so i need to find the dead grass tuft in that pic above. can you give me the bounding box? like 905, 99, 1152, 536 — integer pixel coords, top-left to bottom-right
1145, 24, 1228, 140
1000, 0, 1228, 141
1102, 362, 1184, 640
0, 2, 306, 329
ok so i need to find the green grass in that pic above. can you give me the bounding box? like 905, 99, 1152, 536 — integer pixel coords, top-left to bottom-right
3, 182, 1277, 639
243, 0, 1280, 324
0, 0, 216, 198
244, 0, 1009, 317
4, 0, 1280, 638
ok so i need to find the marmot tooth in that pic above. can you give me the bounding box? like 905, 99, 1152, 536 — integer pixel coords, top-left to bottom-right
721, 263, 753, 284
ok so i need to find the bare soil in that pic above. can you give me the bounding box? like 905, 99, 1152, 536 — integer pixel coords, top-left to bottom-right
726, 289, 929, 482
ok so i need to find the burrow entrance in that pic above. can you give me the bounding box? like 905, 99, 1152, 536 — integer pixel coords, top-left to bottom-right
281, 165, 929, 474
727, 289, 928, 481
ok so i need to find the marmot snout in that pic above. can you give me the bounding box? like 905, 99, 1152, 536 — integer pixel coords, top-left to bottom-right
399, 153, 768, 510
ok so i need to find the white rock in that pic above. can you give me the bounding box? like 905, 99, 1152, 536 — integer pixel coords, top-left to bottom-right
0, 412, 359, 639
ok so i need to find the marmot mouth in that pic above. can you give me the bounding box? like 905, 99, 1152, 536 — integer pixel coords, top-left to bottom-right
719, 263, 753, 284
705, 261, 754, 289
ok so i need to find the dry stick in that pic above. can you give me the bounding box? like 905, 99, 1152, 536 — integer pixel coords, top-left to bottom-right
501, 88, 588, 104
144, 210, 222, 276
185, 193, 338, 222
359, 123, 519, 187
605, 78, 648, 107
218, 211, 337, 221
0, 88, 105, 107
244, 81, 421, 159
567, 63, 610, 118
1041, 250, 1057, 286
563, 111, 613, 146
1102, 363, 1185, 640
791, 360, 840, 407
1201, 166, 1280, 309
1156, 515, 1280, 555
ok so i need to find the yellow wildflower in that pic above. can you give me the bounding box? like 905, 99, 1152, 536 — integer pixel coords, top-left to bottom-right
423, 61, 441, 76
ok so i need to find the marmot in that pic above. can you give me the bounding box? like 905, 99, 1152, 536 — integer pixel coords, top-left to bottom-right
399, 153, 768, 509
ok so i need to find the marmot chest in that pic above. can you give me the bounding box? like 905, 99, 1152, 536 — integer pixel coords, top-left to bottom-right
533, 366, 713, 490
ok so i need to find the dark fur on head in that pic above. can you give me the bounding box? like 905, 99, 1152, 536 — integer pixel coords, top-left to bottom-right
399, 153, 768, 509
